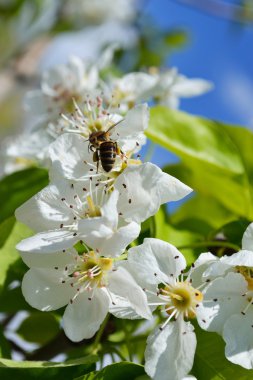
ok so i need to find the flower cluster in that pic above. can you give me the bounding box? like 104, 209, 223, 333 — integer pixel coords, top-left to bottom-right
0, 50, 212, 178
195, 223, 253, 369
12, 50, 253, 379
14, 58, 205, 377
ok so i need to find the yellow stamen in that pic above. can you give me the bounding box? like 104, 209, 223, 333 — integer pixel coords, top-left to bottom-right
86, 195, 101, 217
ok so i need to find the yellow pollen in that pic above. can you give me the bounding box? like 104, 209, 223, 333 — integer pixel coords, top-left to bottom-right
86, 196, 101, 217
236, 266, 253, 291
89, 119, 103, 131
163, 281, 203, 319
78, 251, 113, 287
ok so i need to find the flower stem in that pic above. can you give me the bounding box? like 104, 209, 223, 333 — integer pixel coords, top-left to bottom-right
92, 313, 110, 353
121, 321, 133, 361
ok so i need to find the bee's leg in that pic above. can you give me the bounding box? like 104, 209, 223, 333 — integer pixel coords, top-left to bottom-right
115, 143, 127, 160
93, 150, 99, 173
116, 144, 121, 156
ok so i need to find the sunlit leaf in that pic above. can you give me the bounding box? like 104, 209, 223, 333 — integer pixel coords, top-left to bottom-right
0, 356, 97, 380
154, 206, 203, 265
0, 221, 32, 293
0, 217, 15, 248
148, 107, 253, 219
0, 168, 48, 224
75, 362, 147, 380
193, 323, 253, 380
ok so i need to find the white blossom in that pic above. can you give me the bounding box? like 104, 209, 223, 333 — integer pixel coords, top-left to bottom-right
197, 222, 253, 369
25, 56, 99, 123
21, 248, 151, 342
0, 128, 52, 177
50, 98, 149, 154
151, 67, 213, 109
102, 68, 213, 112
120, 238, 203, 380
47, 135, 192, 225
15, 181, 140, 257
102, 72, 157, 112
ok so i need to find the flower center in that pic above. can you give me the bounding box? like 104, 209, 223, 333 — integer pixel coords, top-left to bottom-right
74, 251, 113, 288
85, 195, 101, 217
236, 266, 253, 291
162, 281, 203, 319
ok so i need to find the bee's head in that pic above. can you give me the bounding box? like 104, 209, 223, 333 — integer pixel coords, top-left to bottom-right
89, 132, 97, 144
89, 131, 107, 146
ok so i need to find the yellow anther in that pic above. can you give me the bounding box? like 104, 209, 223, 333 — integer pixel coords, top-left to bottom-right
236, 266, 253, 291
86, 196, 101, 217
100, 258, 113, 271
171, 293, 184, 302
163, 281, 203, 319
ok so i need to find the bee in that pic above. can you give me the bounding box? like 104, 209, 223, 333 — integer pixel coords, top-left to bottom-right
88, 120, 123, 172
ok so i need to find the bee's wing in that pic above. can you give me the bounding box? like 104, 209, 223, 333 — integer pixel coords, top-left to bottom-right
106, 118, 124, 134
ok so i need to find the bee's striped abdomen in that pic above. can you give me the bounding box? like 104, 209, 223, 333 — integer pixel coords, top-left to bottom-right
100, 141, 117, 172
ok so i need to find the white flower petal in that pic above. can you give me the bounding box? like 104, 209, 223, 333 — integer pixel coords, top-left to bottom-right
172, 77, 213, 97
113, 104, 149, 136
63, 289, 109, 342
48, 133, 93, 181
202, 259, 231, 279
16, 230, 79, 254
197, 272, 248, 333
100, 190, 119, 228
109, 295, 142, 320
15, 182, 75, 232
221, 250, 253, 267
22, 268, 75, 311
242, 223, 253, 250
109, 104, 149, 152
145, 320, 196, 380
21, 249, 77, 268
115, 163, 192, 223
128, 238, 186, 286
86, 220, 140, 257
223, 313, 253, 369
190, 252, 218, 288
24, 90, 54, 119
108, 266, 152, 319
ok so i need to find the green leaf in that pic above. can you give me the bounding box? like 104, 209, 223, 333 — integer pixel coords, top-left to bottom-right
0, 168, 48, 223
0, 356, 97, 380
75, 362, 147, 380
193, 323, 253, 380
166, 163, 237, 232
147, 107, 253, 219
164, 30, 188, 49
17, 313, 60, 345
154, 206, 203, 265
0, 221, 32, 293
0, 285, 32, 312
221, 219, 250, 246
0, 216, 15, 248
0, 325, 11, 359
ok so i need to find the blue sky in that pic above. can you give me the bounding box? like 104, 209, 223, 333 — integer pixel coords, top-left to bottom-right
144, 0, 253, 127
141, 0, 253, 168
